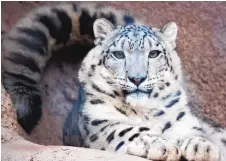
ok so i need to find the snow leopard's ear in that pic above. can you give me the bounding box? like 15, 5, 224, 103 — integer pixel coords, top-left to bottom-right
93, 18, 115, 43
161, 21, 178, 44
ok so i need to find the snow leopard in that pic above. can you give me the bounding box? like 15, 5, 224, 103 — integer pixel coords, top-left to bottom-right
74, 18, 226, 161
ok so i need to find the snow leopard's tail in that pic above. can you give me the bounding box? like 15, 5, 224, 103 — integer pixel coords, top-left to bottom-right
2, 2, 136, 133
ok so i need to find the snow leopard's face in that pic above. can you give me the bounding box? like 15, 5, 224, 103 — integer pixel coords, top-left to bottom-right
92, 19, 181, 100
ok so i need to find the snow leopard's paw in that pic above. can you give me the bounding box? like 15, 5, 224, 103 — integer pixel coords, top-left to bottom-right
180, 136, 220, 161
127, 134, 181, 161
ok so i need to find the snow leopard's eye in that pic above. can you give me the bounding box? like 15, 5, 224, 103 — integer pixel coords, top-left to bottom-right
149, 50, 161, 58
112, 51, 125, 59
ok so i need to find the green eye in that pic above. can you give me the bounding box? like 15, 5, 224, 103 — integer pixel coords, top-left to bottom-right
112, 51, 125, 59
149, 50, 161, 58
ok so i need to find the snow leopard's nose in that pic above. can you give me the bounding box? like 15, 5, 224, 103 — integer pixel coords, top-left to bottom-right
128, 76, 147, 86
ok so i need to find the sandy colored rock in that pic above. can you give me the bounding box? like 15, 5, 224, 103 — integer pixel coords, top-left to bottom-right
2, 140, 148, 161
1, 86, 26, 143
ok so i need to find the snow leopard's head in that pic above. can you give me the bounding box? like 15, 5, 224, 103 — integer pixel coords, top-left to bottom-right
79, 18, 182, 101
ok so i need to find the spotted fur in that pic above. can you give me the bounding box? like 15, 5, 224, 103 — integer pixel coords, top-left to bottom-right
76, 19, 226, 161
2, 2, 137, 133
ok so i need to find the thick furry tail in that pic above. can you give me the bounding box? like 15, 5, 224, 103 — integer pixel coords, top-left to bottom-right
2, 2, 137, 133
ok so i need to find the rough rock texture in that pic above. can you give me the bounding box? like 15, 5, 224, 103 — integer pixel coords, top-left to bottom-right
1, 1, 226, 160
1, 87, 25, 143
2, 140, 148, 161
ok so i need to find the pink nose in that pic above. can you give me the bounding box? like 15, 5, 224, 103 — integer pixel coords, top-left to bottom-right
128, 76, 147, 86
134, 78, 142, 86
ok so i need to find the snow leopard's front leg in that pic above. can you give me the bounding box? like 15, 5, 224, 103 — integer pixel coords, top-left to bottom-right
79, 115, 181, 161
168, 114, 224, 161
179, 136, 221, 161
127, 133, 181, 161
178, 127, 226, 161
